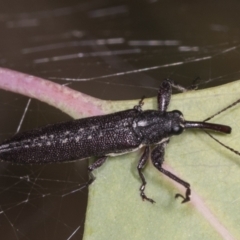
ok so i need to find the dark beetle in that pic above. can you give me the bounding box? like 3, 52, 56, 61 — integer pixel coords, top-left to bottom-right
0, 80, 231, 203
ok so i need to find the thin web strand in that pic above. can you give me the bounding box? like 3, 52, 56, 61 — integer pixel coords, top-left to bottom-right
204, 98, 240, 122
205, 131, 240, 156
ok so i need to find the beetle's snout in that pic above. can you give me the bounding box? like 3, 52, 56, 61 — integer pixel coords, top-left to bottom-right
184, 121, 231, 134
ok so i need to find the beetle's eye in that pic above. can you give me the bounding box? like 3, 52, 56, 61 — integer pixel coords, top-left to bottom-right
171, 125, 183, 135
172, 110, 183, 117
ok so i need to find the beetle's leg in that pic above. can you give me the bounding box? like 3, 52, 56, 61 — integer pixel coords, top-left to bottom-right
85, 156, 107, 186
137, 146, 155, 203
134, 96, 145, 112
158, 78, 199, 112
190, 77, 201, 90
166, 78, 200, 92
151, 141, 191, 203
158, 80, 172, 112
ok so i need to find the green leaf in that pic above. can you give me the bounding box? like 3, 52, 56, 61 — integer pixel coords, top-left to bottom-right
83, 81, 240, 240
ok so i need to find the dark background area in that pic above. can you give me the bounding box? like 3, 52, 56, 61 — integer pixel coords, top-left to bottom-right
0, 1, 240, 239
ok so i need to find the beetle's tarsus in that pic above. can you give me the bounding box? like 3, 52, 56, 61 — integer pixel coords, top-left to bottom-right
175, 187, 191, 203
140, 192, 155, 204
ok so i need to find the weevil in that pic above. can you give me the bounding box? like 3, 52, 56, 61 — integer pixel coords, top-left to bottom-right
0, 79, 235, 203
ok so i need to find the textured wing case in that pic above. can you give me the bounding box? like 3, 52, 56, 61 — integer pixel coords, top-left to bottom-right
0, 109, 142, 163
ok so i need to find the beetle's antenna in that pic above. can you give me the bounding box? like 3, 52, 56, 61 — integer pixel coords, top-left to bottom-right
204, 98, 240, 122
195, 97, 240, 157
205, 131, 240, 156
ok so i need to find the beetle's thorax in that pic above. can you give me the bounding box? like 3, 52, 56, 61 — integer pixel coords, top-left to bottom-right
133, 110, 185, 145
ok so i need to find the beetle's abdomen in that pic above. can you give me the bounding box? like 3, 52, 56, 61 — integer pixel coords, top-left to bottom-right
0, 110, 142, 164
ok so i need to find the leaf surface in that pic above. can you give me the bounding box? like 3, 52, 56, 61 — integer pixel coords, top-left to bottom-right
84, 81, 240, 240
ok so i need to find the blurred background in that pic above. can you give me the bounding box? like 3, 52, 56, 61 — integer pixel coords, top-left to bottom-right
0, 0, 240, 239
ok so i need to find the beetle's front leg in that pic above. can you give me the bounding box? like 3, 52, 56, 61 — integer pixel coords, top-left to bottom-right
151, 141, 191, 203
85, 156, 107, 187
137, 146, 155, 203
158, 79, 199, 112
158, 80, 172, 112
167, 78, 200, 92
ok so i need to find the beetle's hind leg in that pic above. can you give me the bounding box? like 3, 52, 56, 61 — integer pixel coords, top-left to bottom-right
151, 142, 191, 203
84, 156, 107, 187
137, 146, 155, 204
